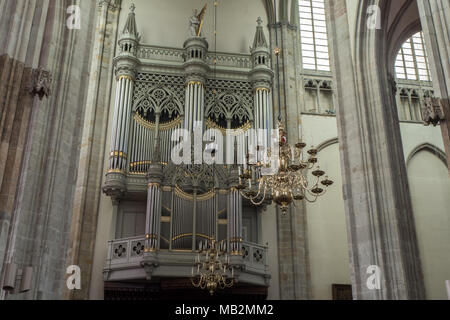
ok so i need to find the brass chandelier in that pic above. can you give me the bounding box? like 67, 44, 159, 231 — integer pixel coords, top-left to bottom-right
237, 122, 334, 214
191, 239, 235, 295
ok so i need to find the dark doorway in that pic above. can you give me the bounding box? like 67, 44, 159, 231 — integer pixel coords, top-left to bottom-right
105, 279, 268, 301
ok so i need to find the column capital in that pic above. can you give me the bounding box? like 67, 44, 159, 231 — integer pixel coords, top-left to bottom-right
146, 163, 164, 184
114, 56, 139, 81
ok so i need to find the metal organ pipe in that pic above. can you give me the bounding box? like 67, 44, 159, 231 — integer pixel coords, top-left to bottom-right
110, 78, 121, 169
109, 76, 135, 172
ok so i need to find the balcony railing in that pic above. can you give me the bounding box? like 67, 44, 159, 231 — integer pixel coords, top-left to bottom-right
104, 237, 270, 286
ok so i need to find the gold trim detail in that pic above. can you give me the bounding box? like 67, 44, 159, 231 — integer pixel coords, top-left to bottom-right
118, 75, 132, 81
107, 169, 125, 174
172, 233, 214, 242
130, 160, 151, 168
205, 119, 252, 136
110, 151, 128, 159
161, 216, 171, 223
129, 160, 168, 170
174, 185, 216, 202
186, 81, 203, 87
148, 182, 161, 188
255, 87, 270, 92
134, 113, 182, 131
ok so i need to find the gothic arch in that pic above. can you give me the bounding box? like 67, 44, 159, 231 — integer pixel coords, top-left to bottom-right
205, 91, 253, 124
133, 85, 183, 118
263, 0, 298, 25
406, 143, 447, 168
316, 138, 339, 152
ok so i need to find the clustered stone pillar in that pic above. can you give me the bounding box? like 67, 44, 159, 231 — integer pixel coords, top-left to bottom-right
267, 5, 312, 299
327, 0, 425, 299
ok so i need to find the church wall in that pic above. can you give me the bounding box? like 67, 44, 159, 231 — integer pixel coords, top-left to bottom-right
301, 114, 351, 300
407, 151, 450, 300
306, 143, 351, 300
400, 123, 445, 160
260, 205, 280, 300
301, 111, 448, 300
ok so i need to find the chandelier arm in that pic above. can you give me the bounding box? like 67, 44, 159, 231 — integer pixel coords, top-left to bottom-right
240, 190, 252, 200
252, 179, 266, 200
304, 193, 318, 203
250, 185, 267, 206
301, 175, 320, 192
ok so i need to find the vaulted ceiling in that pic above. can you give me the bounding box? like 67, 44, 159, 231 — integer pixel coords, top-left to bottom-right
384, 0, 422, 64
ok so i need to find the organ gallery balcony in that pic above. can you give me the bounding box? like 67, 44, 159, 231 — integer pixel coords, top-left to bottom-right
103, 236, 270, 287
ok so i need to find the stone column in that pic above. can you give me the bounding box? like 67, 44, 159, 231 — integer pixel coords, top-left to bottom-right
65, 0, 123, 300
268, 3, 311, 299
417, 0, 450, 174
327, 0, 425, 299
0, 1, 53, 288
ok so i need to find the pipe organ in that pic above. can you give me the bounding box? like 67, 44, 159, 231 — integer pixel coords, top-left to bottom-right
104, 9, 273, 274
129, 115, 182, 173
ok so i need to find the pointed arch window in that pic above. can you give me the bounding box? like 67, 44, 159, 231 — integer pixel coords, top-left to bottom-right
395, 32, 431, 81
298, 0, 330, 71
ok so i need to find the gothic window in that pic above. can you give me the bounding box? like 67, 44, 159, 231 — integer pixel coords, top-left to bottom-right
298, 0, 330, 71
395, 32, 431, 81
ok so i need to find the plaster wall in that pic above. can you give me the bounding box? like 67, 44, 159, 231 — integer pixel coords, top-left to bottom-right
119, 0, 269, 54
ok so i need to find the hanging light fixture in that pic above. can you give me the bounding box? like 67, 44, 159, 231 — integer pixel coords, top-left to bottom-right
237, 0, 333, 214
191, 238, 235, 295
237, 122, 334, 213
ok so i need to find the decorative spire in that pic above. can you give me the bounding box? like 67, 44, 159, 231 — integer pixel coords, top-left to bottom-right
252, 17, 268, 50
121, 3, 139, 40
